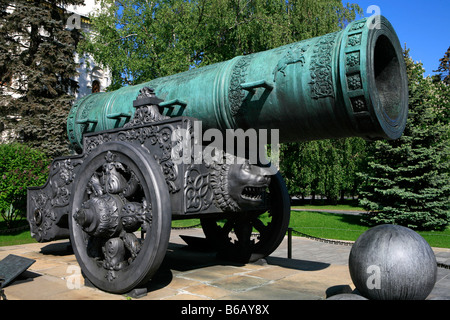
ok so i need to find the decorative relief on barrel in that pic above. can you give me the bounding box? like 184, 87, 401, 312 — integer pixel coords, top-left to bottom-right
350, 96, 368, 113
273, 43, 310, 81
347, 73, 363, 91
78, 97, 97, 131
309, 32, 339, 99
350, 18, 367, 31
347, 33, 362, 47
67, 98, 85, 153
346, 51, 360, 69
229, 55, 253, 116
67, 108, 77, 144
343, 20, 371, 118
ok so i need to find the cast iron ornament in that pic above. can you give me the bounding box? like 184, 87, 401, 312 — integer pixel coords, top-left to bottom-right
28, 16, 409, 294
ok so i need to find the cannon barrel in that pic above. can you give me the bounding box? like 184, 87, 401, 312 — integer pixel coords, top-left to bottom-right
68, 15, 408, 152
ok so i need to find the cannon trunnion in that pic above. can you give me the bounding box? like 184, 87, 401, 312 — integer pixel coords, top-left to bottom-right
27, 16, 408, 294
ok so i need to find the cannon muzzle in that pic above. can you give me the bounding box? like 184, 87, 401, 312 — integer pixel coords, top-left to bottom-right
68, 15, 408, 152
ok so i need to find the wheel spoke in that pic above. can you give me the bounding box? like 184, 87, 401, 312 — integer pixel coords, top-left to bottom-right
221, 219, 235, 235
252, 217, 268, 235
70, 143, 171, 293
201, 172, 290, 263
74, 152, 150, 278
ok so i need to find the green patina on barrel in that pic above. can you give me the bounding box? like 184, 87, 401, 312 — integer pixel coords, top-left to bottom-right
67, 16, 408, 152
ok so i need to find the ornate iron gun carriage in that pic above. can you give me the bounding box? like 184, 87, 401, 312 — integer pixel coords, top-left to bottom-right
27, 16, 408, 294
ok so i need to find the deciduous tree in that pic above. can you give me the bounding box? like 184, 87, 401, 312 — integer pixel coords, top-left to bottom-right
80, 0, 361, 88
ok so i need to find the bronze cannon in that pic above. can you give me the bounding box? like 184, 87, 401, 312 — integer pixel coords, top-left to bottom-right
27, 16, 408, 294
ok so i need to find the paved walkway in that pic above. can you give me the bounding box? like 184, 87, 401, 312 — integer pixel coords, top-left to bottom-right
0, 228, 449, 300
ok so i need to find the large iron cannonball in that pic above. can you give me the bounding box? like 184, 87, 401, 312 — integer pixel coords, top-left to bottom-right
348, 224, 437, 300
326, 293, 368, 300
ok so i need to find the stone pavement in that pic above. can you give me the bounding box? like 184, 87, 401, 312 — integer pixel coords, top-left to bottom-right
0, 228, 449, 300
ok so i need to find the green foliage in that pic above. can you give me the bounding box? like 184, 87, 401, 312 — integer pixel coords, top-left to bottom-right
280, 138, 367, 203
0, 143, 50, 216
0, 0, 83, 158
358, 50, 450, 231
80, 0, 361, 88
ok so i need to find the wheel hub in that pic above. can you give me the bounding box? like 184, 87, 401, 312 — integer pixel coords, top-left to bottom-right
70, 144, 171, 294
74, 193, 124, 238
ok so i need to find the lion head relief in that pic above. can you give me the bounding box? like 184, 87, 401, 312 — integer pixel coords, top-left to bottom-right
208, 155, 271, 212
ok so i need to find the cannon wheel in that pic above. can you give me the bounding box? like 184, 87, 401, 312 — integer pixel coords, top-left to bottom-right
201, 172, 290, 263
69, 142, 171, 294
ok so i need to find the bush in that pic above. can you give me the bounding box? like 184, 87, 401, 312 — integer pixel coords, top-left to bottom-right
0, 143, 50, 216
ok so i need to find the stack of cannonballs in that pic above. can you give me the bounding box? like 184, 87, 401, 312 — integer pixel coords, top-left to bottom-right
328, 224, 439, 300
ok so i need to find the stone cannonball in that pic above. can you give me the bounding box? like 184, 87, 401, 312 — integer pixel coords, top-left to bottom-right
348, 224, 437, 300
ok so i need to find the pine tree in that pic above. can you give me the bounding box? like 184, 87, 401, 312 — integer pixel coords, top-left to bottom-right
358, 49, 450, 231
0, 0, 83, 157
434, 46, 450, 85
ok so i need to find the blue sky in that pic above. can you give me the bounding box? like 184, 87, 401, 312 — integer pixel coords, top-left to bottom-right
351, 0, 450, 76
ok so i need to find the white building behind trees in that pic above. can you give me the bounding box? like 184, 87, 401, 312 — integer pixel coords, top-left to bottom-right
64, 0, 111, 98
1, 0, 110, 142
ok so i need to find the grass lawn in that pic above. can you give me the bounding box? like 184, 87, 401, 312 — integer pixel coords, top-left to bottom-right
0, 218, 34, 246
291, 203, 366, 212
171, 219, 201, 229
289, 210, 450, 249
0, 229, 35, 246
289, 210, 368, 242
